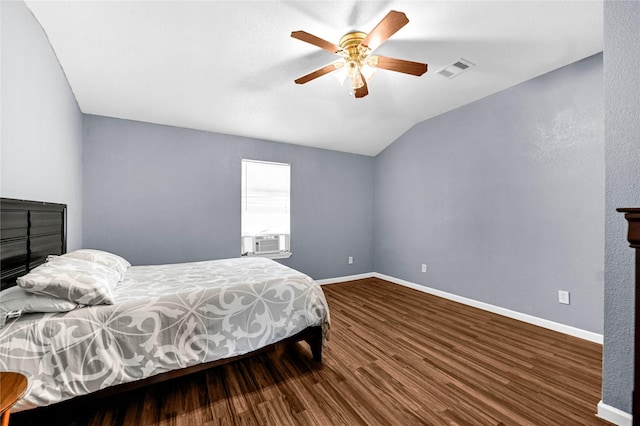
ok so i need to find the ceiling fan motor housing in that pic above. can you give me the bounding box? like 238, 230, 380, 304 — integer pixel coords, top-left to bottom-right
339, 31, 371, 64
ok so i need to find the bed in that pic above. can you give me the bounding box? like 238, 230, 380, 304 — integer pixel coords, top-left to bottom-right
0, 198, 330, 412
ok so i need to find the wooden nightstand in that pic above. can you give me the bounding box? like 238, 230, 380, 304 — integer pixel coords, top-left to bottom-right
618, 208, 640, 421
0, 372, 27, 426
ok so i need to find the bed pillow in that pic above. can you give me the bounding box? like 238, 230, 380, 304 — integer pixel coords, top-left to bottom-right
0, 286, 79, 328
17, 257, 118, 305
60, 249, 131, 280
45, 256, 121, 282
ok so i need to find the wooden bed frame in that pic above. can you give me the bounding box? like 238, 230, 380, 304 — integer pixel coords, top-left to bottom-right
0, 197, 323, 406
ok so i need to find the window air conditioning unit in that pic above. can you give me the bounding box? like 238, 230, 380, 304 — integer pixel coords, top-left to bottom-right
254, 235, 280, 254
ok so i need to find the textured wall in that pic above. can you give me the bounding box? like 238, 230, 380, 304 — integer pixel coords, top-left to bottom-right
82, 115, 374, 280
374, 54, 604, 333
602, 1, 640, 415
0, 1, 83, 249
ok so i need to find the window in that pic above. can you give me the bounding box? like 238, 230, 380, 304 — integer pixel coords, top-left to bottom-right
241, 159, 291, 258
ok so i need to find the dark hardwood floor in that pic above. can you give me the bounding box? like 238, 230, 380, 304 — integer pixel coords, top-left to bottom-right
12, 278, 610, 425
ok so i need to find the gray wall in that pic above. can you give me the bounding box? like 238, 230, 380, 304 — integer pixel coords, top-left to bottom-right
374, 54, 604, 334
602, 1, 640, 415
1, 1, 83, 249
82, 115, 374, 280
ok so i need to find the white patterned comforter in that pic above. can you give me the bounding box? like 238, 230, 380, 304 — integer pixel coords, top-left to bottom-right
0, 257, 330, 411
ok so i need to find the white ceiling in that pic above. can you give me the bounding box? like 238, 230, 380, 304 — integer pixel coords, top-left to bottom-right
25, 1, 603, 156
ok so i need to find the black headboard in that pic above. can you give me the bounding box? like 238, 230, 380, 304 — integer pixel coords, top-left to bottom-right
0, 198, 67, 290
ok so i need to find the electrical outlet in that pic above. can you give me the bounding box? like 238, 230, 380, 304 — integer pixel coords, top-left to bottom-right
348, 256, 353, 264
558, 290, 570, 305
421, 264, 427, 273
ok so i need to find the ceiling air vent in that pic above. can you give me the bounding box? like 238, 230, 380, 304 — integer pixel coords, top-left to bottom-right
437, 59, 475, 79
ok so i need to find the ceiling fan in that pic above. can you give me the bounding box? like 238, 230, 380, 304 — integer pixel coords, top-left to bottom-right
291, 10, 428, 99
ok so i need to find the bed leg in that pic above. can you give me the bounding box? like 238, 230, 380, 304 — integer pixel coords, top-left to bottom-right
305, 326, 323, 362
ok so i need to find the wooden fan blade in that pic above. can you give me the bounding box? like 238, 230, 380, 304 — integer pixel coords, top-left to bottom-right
361, 10, 409, 51
354, 74, 368, 98
294, 62, 342, 84
373, 55, 428, 76
291, 30, 341, 54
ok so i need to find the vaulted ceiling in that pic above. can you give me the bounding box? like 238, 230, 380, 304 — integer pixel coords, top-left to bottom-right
25, 1, 603, 156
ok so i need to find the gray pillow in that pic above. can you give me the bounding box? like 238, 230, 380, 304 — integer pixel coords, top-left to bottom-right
17, 257, 118, 305
58, 249, 130, 280
0, 286, 79, 328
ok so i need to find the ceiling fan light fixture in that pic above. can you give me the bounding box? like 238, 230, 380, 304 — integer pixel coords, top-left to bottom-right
350, 69, 365, 91
331, 61, 347, 84
345, 60, 360, 77
359, 55, 378, 84
341, 32, 376, 94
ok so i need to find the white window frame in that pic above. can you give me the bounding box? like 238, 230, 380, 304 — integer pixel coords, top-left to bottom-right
241, 159, 292, 259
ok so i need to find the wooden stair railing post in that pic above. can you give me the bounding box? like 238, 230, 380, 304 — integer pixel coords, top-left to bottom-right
618, 208, 640, 424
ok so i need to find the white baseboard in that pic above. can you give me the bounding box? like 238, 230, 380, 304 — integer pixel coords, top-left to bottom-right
373, 273, 603, 344
316, 272, 603, 344
597, 400, 632, 426
315, 273, 376, 286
